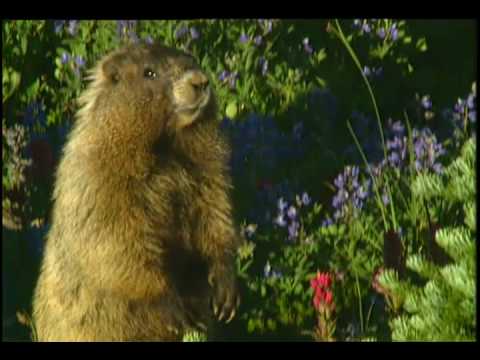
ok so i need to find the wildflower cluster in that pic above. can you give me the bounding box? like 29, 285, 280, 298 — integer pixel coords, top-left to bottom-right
59, 52, 86, 77
273, 192, 311, 243
443, 82, 477, 133
352, 19, 400, 42
117, 20, 139, 43
331, 165, 371, 221
384, 119, 446, 174
54, 20, 78, 36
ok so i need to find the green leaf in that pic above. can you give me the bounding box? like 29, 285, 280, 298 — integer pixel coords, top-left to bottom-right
416, 37, 428, 52
20, 36, 28, 55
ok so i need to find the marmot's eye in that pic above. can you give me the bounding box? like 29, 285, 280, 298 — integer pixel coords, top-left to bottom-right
144, 68, 157, 79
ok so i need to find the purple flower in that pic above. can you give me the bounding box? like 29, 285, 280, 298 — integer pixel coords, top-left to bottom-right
382, 192, 390, 205
54, 20, 65, 34
301, 192, 311, 206
277, 197, 288, 212
175, 25, 188, 39
361, 23, 371, 33
254, 35, 263, 46
334, 174, 345, 189
258, 57, 268, 76
145, 36, 154, 44
389, 119, 405, 137
117, 20, 128, 37
229, 72, 238, 89
363, 66, 371, 77
219, 70, 229, 82
287, 206, 297, 220
433, 163, 443, 174
356, 181, 370, 200
74, 55, 85, 68
469, 110, 476, 123
67, 20, 78, 36
303, 37, 313, 54
467, 94, 475, 109
288, 221, 299, 241
239, 33, 249, 43
190, 27, 200, 40
322, 217, 333, 227
391, 27, 399, 41
274, 213, 287, 227
421, 95, 432, 110
61, 52, 70, 65
378, 27, 386, 39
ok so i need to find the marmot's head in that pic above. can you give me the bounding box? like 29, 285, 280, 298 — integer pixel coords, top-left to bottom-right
77, 43, 216, 148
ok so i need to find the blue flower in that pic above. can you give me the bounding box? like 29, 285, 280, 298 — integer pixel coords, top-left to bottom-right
391, 26, 399, 41
287, 206, 297, 220
258, 57, 268, 76
274, 213, 287, 227
469, 110, 476, 123
382, 192, 390, 205
67, 20, 78, 36
61, 52, 71, 65
303, 37, 313, 54
74, 55, 85, 68
145, 36, 154, 44
239, 33, 249, 44
377, 27, 386, 39
301, 192, 311, 206
277, 197, 288, 212
54, 20, 65, 34
334, 173, 345, 189
219, 70, 230, 82
175, 25, 188, 39
254, 35, 263, 46
229, 72, 238, 89
421, 95, 432, 110
361, 23, 371, 33
322, 217, 333, 227
287, 221, 299, 241
190, 27, 200, 40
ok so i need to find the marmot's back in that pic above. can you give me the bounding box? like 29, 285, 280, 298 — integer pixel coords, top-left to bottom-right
32, 43, 241, 341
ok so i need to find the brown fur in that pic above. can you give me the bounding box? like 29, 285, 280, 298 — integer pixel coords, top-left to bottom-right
32, 43, 242, 341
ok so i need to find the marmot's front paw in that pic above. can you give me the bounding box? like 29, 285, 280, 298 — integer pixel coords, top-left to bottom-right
208, 266, 240, 323
160, 296, 208, 335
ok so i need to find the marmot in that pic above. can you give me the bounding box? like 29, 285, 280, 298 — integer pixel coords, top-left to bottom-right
32, 43, 243, 341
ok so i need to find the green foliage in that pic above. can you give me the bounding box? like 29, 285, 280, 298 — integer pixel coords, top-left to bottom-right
182, 330, 208, 342
379, 138, 476, 341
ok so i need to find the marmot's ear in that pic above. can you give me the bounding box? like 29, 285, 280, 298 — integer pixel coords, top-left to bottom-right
102, 59, 120, 84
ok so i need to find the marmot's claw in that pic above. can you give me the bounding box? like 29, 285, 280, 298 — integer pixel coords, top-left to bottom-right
226, 309, 235, 324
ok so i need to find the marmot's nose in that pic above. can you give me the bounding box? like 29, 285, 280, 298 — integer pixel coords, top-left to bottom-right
189, 71, 209, 92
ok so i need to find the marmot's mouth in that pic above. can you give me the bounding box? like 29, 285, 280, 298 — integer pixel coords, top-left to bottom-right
172, 88, 211, 130
175, 87, 211, 115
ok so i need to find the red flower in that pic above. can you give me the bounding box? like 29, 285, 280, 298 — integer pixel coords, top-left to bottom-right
311, 271, 333, 291
311, 271, 335, 312
324, 290, 333, 305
